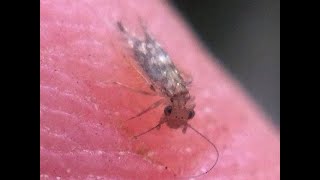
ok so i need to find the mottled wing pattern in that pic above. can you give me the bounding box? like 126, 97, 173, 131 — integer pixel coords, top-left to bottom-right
132, 34, 188, 97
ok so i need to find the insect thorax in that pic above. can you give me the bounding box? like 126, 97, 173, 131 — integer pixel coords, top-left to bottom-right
170, 92, 193, 109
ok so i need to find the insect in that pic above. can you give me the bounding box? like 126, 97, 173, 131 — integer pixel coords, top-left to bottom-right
115, 21, 219, 178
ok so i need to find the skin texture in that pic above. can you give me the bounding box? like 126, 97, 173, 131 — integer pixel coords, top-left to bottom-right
40, 0, 280, 179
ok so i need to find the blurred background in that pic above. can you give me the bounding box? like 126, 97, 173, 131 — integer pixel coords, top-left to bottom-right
171, 0, 280, 127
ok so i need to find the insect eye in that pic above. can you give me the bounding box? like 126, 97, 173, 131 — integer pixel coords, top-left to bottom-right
188, 110, 195, 119
164, 106, 172, 116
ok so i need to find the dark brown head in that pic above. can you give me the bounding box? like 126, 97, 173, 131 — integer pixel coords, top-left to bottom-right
164, 105, 195, 121
162, 95, 195, 128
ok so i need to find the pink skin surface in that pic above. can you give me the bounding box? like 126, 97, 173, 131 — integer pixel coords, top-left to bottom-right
40, 0, 280, 179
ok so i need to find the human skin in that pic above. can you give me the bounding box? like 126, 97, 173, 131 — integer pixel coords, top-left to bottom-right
40, 0, 280, 179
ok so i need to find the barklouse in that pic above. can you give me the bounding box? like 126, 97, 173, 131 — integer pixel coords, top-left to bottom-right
115, 21, 219, 178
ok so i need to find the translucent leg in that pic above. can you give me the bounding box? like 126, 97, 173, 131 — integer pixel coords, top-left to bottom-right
182, 125, 188, 134
105, 81, 157, 96
133, 117, 167, 139
127, 98, 165, 120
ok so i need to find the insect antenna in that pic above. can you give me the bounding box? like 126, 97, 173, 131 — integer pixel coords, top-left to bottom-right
178, 124, 219, 178
132, 121, 219, 178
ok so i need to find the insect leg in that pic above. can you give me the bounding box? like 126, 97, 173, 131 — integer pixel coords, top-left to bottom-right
156, 116, 167, 130
182, 125, 188, 133
127, 98, 165, 121
183, 74, 193, 87
185, 78, 193, 87
105, 81, 157, 96
132, 118, 167, 139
